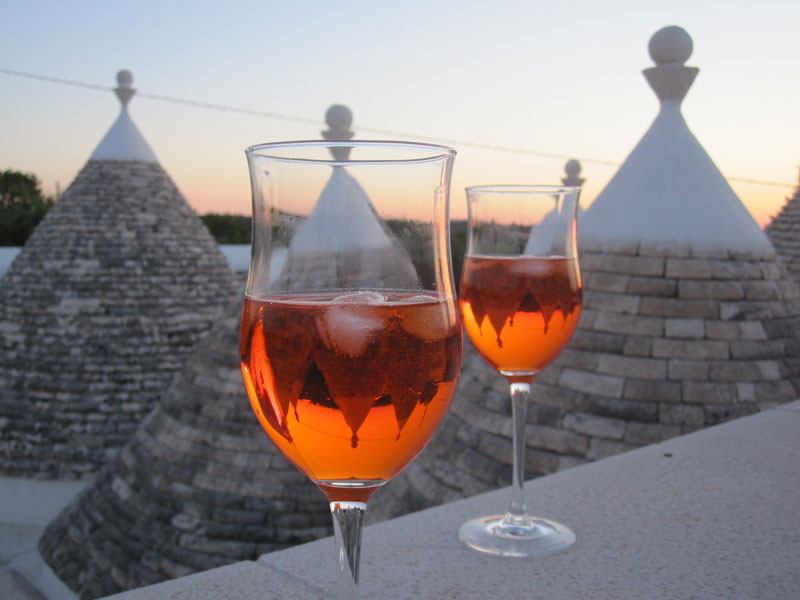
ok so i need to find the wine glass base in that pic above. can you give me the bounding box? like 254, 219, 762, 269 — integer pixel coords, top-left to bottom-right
458, 514, 575, 558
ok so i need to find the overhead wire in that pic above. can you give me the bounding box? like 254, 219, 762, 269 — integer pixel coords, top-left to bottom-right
0, 67, 794, 189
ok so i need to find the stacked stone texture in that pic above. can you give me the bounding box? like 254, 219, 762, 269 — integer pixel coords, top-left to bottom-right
766, 176, 800, 284
374, 239, 800, 519
39, 296, 331, 599
38, 237, 800, 596
540, 240, 799, 448
0, 160, 238, 479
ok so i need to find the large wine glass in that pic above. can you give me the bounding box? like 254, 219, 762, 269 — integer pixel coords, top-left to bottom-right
458, 185, 582, 557
240, 141, 461, 598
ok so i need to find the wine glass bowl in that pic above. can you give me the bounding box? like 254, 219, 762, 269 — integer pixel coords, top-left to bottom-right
460, 254, 582, 380
240, 140, 461, 597
457, 185, 582, 557
239, 291, 462, 500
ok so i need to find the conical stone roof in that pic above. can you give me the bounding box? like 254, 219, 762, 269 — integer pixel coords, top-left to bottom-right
579, 26, 773, 253
373, 26, 800, 518
0, 71, 238, 479
766, 173, 800, 284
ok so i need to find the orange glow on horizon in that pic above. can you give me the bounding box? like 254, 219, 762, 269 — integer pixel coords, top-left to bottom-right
176, 154, 795, 236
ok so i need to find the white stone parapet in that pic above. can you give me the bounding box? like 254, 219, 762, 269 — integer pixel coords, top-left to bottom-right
101, 400, 800, 599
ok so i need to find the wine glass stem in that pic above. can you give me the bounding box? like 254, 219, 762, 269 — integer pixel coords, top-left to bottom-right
506, 382, 531, 525
330, 500, 367, 600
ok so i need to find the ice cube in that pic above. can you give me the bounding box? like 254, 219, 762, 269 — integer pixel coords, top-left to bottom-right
399, 294, 434, 304
400, 295, 455, 341
314, 292, 386, 350
508, 257, 555, 278
331, 291, 387, 305
321, 303, 387, 357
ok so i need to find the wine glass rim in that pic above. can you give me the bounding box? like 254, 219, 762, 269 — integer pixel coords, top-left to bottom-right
245, 139, 456, 165
466, 184, 581, 194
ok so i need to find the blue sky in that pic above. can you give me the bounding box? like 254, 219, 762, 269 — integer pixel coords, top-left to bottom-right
1, 0, 798, 225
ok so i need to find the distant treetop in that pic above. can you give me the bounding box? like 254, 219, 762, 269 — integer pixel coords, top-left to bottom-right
0, 169, 54, 246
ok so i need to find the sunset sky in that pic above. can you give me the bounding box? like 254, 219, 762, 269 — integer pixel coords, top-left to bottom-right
1, 0, 798, 227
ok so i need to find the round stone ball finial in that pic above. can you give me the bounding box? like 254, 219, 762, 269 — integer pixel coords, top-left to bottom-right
116, 70, 134, 89
562, 158, 585, 187
648, 26, 693, 65
322, 104, 354, 159
325, 104, 353, 134
113, 69, 136, 107
565, 159, 582, 178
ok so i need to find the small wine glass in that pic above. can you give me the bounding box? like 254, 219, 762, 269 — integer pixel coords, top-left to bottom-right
457, 185, 582, 557
240, 140, 461, 598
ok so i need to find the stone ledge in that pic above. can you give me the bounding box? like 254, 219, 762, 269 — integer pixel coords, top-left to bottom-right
102, 401, 800, 600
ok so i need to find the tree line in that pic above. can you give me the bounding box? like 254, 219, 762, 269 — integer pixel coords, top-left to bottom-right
0, 169, 55, 245
0, 169, 468, 281
0, 169, 254, 247
201, 213, 468, 283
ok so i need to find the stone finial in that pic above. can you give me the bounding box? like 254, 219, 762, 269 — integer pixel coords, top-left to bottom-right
643, 26, 698, 104
321, 104, 354, 161
114, 69, 136, 107
90, 70, 158, 162
322, 105, 354, 140
648, 26, 693, 65
562, 159, 585, 187
581, 25, 775, 253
